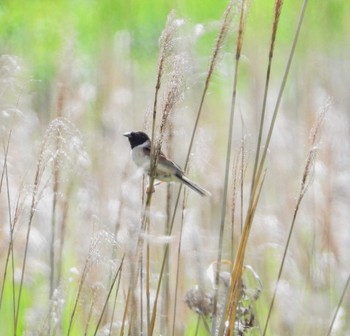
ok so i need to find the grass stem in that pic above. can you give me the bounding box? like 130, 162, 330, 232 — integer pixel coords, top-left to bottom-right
326, 273, 350, 336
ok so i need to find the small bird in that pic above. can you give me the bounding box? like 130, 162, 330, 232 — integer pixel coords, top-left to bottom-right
124, 131, 210, 196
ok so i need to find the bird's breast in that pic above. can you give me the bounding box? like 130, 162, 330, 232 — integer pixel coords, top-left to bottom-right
132, 147, 151, 171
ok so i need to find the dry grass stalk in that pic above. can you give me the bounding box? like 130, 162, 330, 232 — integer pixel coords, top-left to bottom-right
0, 132, 27, 335
66, 250, 92, 335
269, 0, 284, 59
0, 132, 13, 314
50, 39, 75, 304
184, 0, 235, 170
250, 0, 284, 198
93, 255, 124, 335
254, 0, 309, 197
119, 11, 181, 335
148, 14, 183, 335
223, 0, 309, 333
262, 105, 328, 335
2, 183, 26, 331
326, 273, 350, 336
50, 95, 64, 299
56, 181, 74, 288
149, 46, 184, 336
147, 2, 239, 334
212, 1, 247, 334
148, 2, 239, 334
224, 172, 265, 336
83, 292, 96, 336
160, 125, 174, 334
108, 257, 124, 335
235, 0, 248, 60
149, 10, 178, 186
230, 137, 248, 255
14, 122, 58, 334
67, 231, 111, 335
171, 188, 188, 335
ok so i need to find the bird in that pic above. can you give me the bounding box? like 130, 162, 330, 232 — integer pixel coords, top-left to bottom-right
123, 131, 210, 196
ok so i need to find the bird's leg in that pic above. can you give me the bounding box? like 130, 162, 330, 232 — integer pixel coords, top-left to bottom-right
146, 185, 155, 194
146, 181, 162, 194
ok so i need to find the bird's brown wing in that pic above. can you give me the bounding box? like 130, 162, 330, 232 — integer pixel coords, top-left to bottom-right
143, 146, 183, 176
158, 151, 184, 175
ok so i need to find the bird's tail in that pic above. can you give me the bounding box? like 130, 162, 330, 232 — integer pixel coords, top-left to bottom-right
176, 174, 210, 197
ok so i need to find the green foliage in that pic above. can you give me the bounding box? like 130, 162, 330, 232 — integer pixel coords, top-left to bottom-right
2, 0, 348, 82
0, 0, 224, 78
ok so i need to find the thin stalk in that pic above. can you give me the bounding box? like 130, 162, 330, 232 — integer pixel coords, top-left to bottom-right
15, 142, 46, 335
254, 0, 309, 200
160, 131, 174, 334
326, 273, 350, 336
150, 3, 235, 331
140, 176, 145, 336
108, 259, 123, 335
149, 185, 182, 334
171, 189, 187, 336
146, 220, 151, 335
124, 20, 163, 334
213, 2, 247, 334
5, 145, 16, 334
8, 190, 24, 335
84, 293, 96, 336
127, 230, 145, 335
139, 12, 179, 334
105, 168, 126, 318
250, 0, 284, 198
143, 12, 186, 334
50, 152, 59, 298
93, 256, 124, 335
0, 133, 22, 336
239, 132, 245, 234
262, 176, 307, 335
263, 108, 326, 335
211, 56, 238, 335
194, 315, 201, 336
0, 132, 13, 314
57, 182, 74, 287
66, 234, 104, 336
51, 60, 66, 300
224, 172, 265, 336
229, 135, 248, 265
122, 191, 155, 335
183, 1, 235, 173
201, 316, 211, 334
120, 285, 132, 336
144, 62, 163, 333
224, 1, 308, 331
140, 241, 144, 336
66, 261, 90, 336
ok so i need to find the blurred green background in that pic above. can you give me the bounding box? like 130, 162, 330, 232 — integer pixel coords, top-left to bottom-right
1, 0, 348, 82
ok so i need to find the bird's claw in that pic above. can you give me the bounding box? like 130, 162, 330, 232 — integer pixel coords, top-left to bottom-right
146, 185, 155, 194
146, 181, 162, 194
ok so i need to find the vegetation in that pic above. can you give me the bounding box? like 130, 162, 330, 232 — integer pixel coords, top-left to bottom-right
0, 0, 349, 335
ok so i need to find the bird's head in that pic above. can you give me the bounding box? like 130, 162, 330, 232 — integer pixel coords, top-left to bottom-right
123, 131, 150, 149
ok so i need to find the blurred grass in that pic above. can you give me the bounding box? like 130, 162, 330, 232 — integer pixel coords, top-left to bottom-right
0, 0, 349, 335
1, 0, 349, 122
1, 0, 349, 80
0, 0, 224, 79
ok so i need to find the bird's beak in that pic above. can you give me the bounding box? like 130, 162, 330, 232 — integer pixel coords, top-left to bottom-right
123, 132, 131, 138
